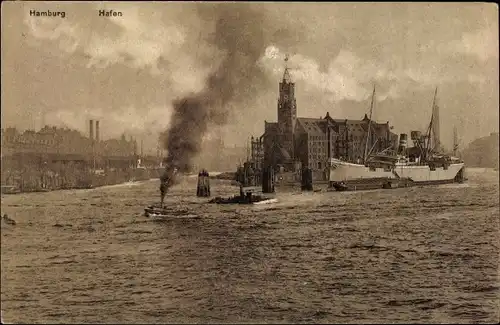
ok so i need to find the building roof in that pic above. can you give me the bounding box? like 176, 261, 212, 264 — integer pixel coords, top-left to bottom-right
296, 118, 326, 136
264, 114, 393, 138
264, 121, 278, 129
359, 120, 391, 138
328, 113, 391, 126
279, 146, 291, 160
332, 119, 360, 124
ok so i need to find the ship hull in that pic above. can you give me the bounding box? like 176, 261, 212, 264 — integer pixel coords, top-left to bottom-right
328, 158, 466, 191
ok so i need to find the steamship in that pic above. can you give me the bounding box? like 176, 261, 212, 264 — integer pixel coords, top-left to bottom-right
328, 89, 467, 191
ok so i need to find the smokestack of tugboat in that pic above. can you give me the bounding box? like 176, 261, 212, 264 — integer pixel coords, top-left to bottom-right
159, 167, 177, 207
398, 133, 408, 155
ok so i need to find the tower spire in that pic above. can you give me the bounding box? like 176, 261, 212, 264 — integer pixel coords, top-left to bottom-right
283, 54, 291, 83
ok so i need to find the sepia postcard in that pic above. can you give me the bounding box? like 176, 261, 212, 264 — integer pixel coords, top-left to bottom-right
1, 1, 498, 324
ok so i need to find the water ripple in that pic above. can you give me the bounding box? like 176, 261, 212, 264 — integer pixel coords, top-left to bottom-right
1, 171, 499, 323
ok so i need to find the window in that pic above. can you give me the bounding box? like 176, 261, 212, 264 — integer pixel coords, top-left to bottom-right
318, 162, 322, 169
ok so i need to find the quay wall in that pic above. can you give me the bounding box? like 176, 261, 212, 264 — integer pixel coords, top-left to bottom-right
1, 155, 163, 193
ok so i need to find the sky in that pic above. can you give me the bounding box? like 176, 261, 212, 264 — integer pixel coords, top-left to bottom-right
1, 1, 498, 154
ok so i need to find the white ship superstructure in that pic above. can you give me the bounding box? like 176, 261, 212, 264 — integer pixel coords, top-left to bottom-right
328, 88, 467, 191
329, 157, 465, 188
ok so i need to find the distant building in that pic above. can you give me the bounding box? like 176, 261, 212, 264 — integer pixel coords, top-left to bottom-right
1, 122, 138, 167
250, 136, 264, 170
251, 58, 398, 174
1, 126, 93, 156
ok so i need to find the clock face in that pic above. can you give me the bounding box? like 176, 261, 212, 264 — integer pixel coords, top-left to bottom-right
283, 95, 289, 100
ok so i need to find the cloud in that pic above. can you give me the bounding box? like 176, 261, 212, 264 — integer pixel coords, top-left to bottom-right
449, 27, 498, 62
259, 40, 494, 106
24, 15, 79, 53
23, 4, 215, 95
259, 46, 417, 102
84, 13, 185, 69
7, 2, 496, 151
260, 46, 373, 101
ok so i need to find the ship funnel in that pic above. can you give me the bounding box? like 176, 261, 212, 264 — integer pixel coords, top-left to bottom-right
398, 133, 408, 155
410, 131, 422, 141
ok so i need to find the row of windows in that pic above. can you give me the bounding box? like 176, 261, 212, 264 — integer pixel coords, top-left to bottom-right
305, 128, 389, 140
309, 135, 337, 141
309, 137, 380, 145
309, 153, 327, 159
309, 141, 327, 147
6, 139, 56, 146
310, 147, 327, 153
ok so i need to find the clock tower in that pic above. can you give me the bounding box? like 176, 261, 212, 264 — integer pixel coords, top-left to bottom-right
277, 55, 297, 160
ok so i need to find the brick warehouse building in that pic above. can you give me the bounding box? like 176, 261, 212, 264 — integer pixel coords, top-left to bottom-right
251, 59, 399, 177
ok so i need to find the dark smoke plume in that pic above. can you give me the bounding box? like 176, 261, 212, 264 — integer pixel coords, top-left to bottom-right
160, 3, 285, 192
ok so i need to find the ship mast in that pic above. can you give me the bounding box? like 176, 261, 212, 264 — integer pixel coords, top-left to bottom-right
453, 125, 459, 157
363, 85, 376, 164
431, 87, 440, 152
246, 137, 250, 162
424, 87, 438, 159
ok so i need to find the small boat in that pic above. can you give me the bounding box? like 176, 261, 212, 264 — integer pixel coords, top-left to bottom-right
2, 214, 16, 225
209, 186, 277, 205
144, 205, 200, 219
208, 194, 277, 205
330, 181, 349, 191
1, 185, 20, 194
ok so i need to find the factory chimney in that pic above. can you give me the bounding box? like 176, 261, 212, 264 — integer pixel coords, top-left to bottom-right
95, 120, 100, 142
89, 120, 94, 140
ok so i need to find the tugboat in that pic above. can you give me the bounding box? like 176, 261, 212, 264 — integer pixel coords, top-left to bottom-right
330, 181, 348, 192
209, 185, 277, 205
144, 204, 200, 219
1, 185, 20, 195
210, 162, 277, 205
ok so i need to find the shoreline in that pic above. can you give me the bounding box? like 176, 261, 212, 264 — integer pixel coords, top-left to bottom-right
1, 178, 154, 195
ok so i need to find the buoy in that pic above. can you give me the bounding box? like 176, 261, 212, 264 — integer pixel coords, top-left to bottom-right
301, 167, 313, 191
262, 166, 275, 193
196, 169, 210, 197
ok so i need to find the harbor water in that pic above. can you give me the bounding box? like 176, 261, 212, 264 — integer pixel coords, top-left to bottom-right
1, 168, 499, 323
